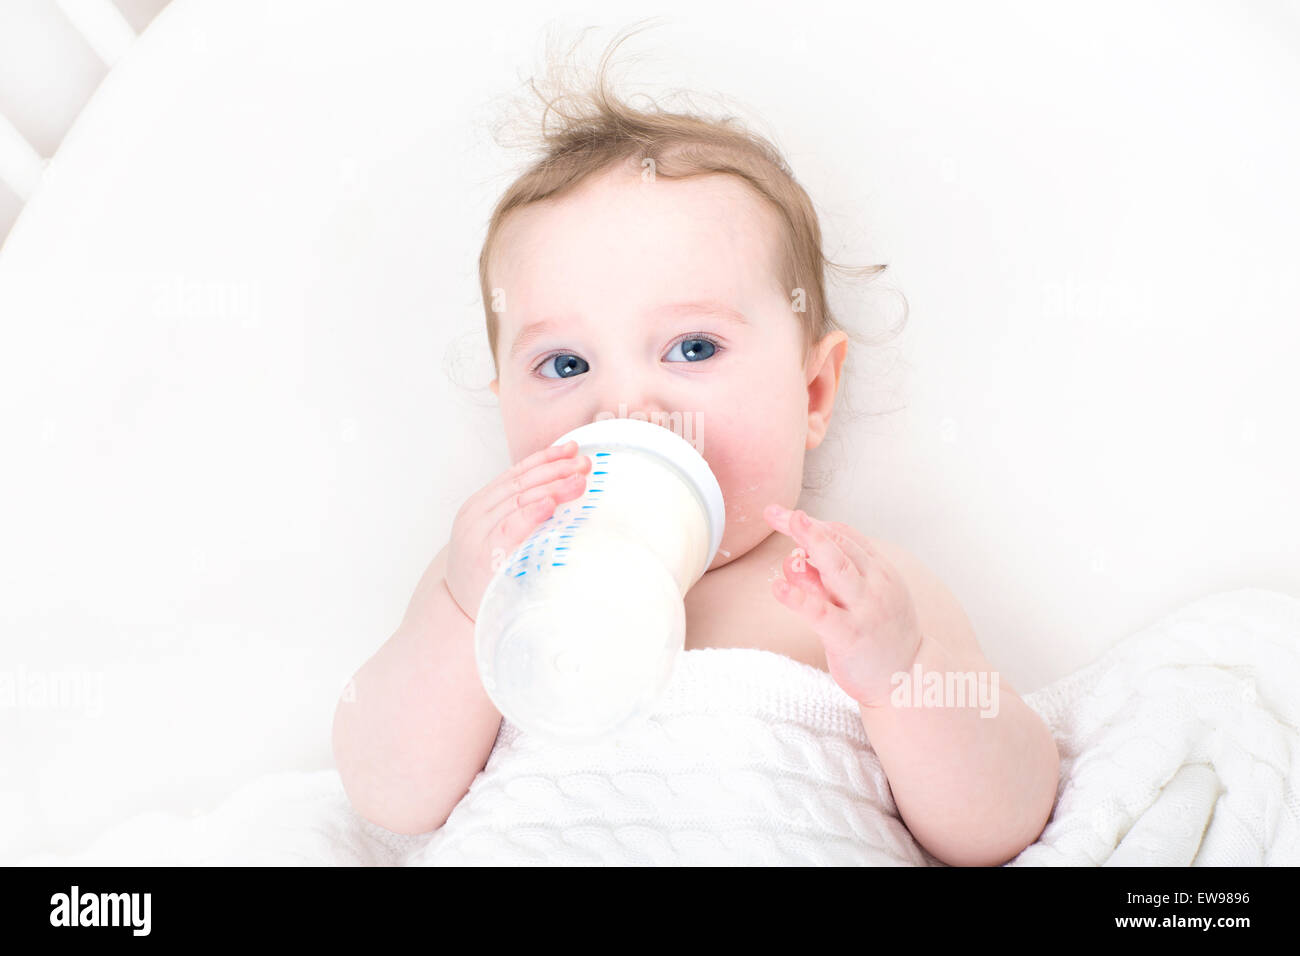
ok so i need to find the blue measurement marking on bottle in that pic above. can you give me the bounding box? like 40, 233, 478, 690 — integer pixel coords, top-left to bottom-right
504, 447, 617, 577
508, 497, 569, 577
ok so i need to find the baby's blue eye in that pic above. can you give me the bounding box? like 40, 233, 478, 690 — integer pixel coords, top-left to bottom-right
538, 354, 589, 379
665, 338, 717, 362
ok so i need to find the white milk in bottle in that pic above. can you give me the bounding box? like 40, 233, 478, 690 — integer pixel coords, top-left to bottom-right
474, 417, 724, 744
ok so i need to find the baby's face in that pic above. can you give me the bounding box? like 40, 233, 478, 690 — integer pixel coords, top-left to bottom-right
487, 160, 821, 570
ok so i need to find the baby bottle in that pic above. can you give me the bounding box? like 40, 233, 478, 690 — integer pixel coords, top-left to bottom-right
474, 416, 725, 745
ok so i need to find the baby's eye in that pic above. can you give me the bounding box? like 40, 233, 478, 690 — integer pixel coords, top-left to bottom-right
664, 336, 719, 363
536, 354, 590, 379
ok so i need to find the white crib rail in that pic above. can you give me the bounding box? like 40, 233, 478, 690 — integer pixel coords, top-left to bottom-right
0, 113, 47, 201
0, 0, 137, 201
54, 0, 136, 68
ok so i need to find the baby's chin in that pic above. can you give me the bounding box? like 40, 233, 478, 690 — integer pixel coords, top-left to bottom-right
705, 550, 734, 573
705, 526, 779, 573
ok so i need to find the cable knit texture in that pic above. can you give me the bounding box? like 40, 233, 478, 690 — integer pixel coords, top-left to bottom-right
407, 644, 934, 866
16, 588, 1300, 866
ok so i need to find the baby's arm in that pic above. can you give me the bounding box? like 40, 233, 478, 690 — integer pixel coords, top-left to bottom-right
859, 631, 1060, 866
856, 540, 1060, 866
331, 542, 502, 834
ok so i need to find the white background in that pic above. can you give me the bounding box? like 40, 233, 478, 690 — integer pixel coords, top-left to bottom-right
1, 0, 1297, 860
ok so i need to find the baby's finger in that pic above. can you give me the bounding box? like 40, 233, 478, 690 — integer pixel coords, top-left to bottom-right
485, 452, 591, 516
826, 521, 875, 557
782, 510, 864, 607
488, 439, 579, 496
491, 494, 559, 550
821, 522, 897, 597
782, 547, 837, 606
766, 507, 870, 578
458, 440, 579, 523
772, 576, 854, 639
824, 523, 872, 577
482, 464, 590, 530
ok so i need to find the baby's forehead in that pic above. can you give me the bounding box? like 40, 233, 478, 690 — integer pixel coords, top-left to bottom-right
491, 172, 786, 289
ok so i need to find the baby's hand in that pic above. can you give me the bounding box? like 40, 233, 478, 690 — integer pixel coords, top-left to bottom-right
763, 505, 924, 707
444, 440, 592, 621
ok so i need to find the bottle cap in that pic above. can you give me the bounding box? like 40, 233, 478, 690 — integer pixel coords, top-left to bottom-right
551, 418, 726, 565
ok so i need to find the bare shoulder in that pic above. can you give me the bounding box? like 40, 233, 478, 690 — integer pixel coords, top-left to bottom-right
858, 535, 1001, 683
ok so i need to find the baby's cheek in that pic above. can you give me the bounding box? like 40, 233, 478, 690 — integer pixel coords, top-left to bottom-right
710, 433, 796, 528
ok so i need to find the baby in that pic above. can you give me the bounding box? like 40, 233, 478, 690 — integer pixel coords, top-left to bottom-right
332, 51, 1060, 867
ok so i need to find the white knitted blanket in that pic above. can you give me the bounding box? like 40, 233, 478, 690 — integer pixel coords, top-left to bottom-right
17, 588, 1300, 865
